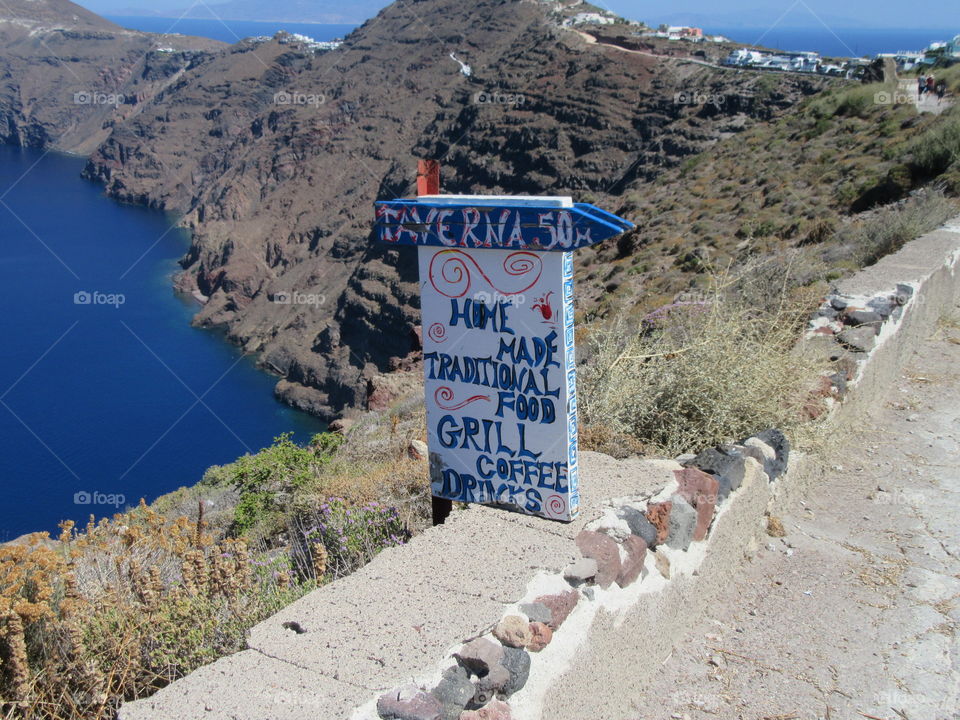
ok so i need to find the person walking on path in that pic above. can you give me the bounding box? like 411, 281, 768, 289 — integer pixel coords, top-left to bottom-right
919, 75, 926, 98
937, 79, 947, 104
926, 74, 936, 96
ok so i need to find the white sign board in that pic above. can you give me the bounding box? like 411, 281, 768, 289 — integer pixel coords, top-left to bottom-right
418, 246, 580, 521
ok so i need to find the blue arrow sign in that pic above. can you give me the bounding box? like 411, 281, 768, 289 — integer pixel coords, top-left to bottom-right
374, 195, 634, 251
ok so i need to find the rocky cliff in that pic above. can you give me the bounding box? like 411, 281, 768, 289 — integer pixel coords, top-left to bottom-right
1, 0, 834, 420
0, 0, 222, 154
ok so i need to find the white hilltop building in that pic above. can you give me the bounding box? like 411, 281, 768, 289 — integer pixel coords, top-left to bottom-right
725, 49, 763, 66
563, 11, 615, 26
876, 51, 926, 71
276, 32, 343, 52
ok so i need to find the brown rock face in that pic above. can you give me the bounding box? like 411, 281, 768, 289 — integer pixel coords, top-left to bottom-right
25, 0, 826, 422
0, 0, 223, 154
575, 530, 622, 589
654, 550, 671, 579
645, 501, 673, 545
616, 534, 648, 588
674, 467, 720, 541
767, 516, 787, 537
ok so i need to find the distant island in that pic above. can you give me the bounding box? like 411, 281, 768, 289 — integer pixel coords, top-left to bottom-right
108, 0, 389, 23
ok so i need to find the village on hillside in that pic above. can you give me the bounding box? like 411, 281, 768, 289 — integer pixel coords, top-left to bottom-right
560, 5, 960, 79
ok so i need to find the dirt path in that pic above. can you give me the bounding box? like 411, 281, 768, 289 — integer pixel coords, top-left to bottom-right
572, 30, 724, 69
635, 315, 960, 720
915, 85, 953, 115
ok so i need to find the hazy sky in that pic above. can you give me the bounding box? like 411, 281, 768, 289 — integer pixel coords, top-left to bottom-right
76, 0, 957, 30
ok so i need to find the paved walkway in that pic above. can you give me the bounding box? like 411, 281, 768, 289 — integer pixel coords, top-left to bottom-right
635, 315, 960, 719
915, 86, 953, 115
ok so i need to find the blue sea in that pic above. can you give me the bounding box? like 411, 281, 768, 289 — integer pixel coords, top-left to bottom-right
0, 146, 325, 540
712, 27, 955, 58
106, 16, 356, 45
104, 16, 953, 61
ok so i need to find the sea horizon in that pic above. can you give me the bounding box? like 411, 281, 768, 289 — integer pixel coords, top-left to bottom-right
709, 26, 956, 58
104, 16, 956, 60
106, 15, 357, 44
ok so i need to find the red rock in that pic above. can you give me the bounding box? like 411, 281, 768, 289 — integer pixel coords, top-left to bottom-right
616, 534, 648, 588
813, 326, 835, 335
801, 394, 827, 420
574, 530, 621, 588
525, 622, 553, 652
674, 467, 720, 541
534, 590, 578, 630
801, 375, 836, 419
459, 699, 513, 720
366, 377, 395, 411
645, 501, 673, 545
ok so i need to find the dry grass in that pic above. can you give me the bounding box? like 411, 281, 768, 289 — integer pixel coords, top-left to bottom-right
845, 188, 958, 266
0, 405, 434, 720
578, 256, 825, 456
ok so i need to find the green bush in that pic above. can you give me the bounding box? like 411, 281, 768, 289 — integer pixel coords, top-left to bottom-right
232, 490, 276, 535
833, 84, 880, 119
207, 433, 344, 536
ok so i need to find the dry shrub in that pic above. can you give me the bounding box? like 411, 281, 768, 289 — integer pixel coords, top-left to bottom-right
578, 257, 824, 456
313, 456, 431, 533
307, 401, 431, 533
0, 506, 307, 720
842, 187, 957, 266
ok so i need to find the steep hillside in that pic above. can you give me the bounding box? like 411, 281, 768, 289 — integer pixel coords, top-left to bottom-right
80, 0, 834, 420
0, 0, 222, 153
581, 80, 960, 318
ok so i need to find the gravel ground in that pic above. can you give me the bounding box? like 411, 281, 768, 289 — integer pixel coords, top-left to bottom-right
634, 318, 960, 720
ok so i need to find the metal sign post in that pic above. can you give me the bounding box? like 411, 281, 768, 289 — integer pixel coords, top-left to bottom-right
374, 189, 632, 522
